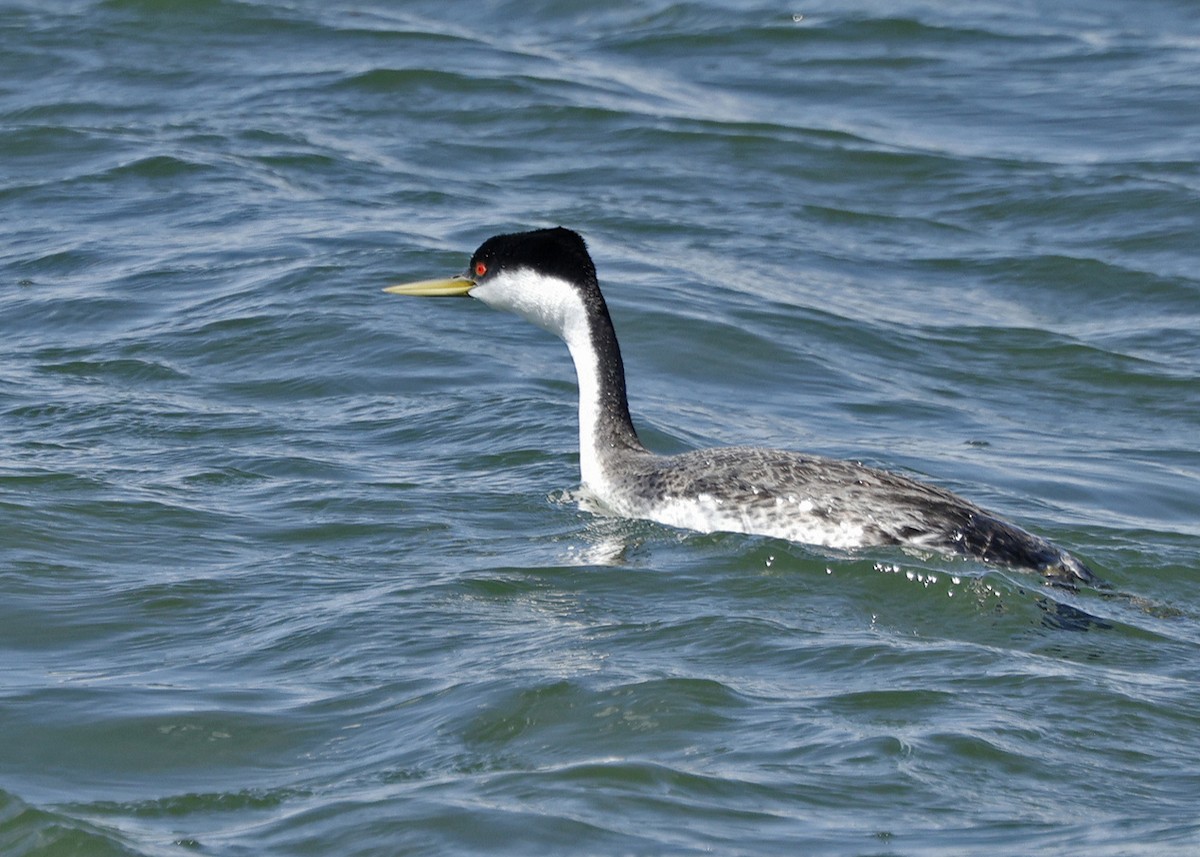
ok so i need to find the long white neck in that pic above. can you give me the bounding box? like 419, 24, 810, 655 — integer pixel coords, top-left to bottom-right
470, 269, 645, 491
564, 318, 628, 488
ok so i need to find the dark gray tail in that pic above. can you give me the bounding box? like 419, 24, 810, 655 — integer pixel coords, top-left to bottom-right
951, 510, 1105, 588
1040, 549, 1106, 589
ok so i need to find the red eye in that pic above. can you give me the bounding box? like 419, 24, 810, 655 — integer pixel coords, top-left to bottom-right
474, 262, 487, 277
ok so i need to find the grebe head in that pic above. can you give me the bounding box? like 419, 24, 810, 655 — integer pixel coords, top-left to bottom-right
384, 227, 604, 338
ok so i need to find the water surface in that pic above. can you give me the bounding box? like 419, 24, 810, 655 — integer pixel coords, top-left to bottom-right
2, 1, 1199, 854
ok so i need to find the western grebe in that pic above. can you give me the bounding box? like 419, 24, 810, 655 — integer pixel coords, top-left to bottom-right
386, 227, 1100, 586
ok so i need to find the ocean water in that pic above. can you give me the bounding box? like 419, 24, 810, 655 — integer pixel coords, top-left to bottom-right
2, 0, 1199, 854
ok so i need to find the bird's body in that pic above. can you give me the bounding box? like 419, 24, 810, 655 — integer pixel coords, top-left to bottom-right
387, 227, 1100, 586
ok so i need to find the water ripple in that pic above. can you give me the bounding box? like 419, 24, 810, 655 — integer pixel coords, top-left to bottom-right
2, 0, 1198, 855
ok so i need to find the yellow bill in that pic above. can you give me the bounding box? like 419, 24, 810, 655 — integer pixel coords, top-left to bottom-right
383, 275, 475, 297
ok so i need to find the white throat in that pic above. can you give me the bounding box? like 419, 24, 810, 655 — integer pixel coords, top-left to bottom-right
470, 269, 611, 491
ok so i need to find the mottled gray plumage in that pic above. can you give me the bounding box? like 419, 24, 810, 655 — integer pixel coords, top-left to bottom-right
391, 227, 1102, 588
598, 444, 1097, 585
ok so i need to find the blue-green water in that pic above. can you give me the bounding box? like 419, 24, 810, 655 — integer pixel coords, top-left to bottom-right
3, 1, 1199, 854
